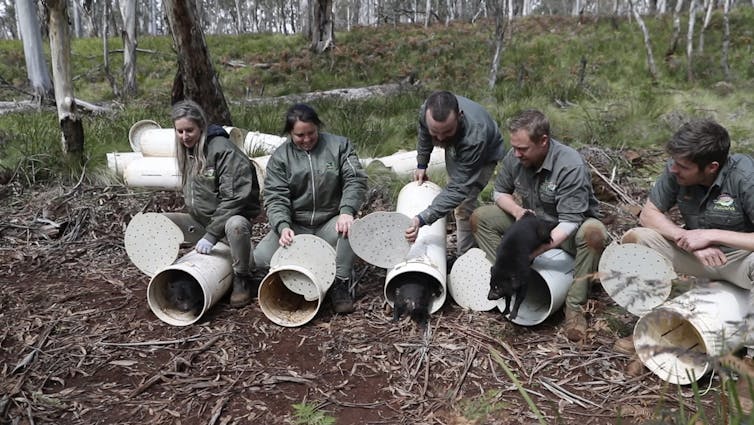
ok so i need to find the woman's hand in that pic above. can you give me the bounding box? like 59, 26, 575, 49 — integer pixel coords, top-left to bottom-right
279, 228, 295, 247
336, 213, 355, 237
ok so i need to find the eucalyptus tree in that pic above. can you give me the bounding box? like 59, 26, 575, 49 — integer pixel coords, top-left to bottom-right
164, 0, 233, 125
310, 0, 335, 52
120, 0, 138, 98
46, 0, 85, 161
16, 0, 54, 103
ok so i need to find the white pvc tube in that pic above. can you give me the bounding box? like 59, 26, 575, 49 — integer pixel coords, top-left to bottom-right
123, 157, 182, 189
384, 181, 447, 314
258, 265, 328, 327
243, 131, 286, 156
139, 128, 178, 157
128, 119, 160, 152
634, 280, 749, 385
370, 148, 446, 176
257, 235, 337, 327
147, 243, 234, 326
107, 152, 143, 177
497, 249, 574, 326
222, 126, 247, 150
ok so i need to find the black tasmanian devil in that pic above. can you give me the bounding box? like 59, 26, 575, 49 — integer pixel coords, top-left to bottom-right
488, 211, 558, 319
165, 275, 204, 315
391, 272, 440, 327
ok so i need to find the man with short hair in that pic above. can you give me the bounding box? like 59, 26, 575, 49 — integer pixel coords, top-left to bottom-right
472, 109, 609, 342
404, 90, 506, 257
617, 119, 754, 354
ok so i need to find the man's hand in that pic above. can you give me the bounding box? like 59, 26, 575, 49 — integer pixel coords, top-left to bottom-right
692, 246, 727, 267
675, 229, 715, 252
413, 168, 428, 185
335, 213, 355, 237
195, 238, 214, 254
405, 216, 421, 243
279, 228, 295, 247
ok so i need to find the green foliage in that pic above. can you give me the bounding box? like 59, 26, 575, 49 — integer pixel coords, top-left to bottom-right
291, 401, 336, 425
1, 8, 754, 187
458, 389, 507, 422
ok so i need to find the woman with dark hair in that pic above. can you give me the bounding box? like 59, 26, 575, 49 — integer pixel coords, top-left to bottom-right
166, 100, 261, 308
253, 103, 368, 313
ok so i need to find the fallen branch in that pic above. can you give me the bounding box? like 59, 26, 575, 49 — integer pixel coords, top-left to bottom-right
587, 161, 641, 207
240, 75, 420, 106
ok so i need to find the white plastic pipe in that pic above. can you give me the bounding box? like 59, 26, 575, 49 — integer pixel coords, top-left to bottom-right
139, 128, 177, 157
634, 280, 749, 385
384, 181, 447, 314
107, 152, 143, 177
369, 148, 446, 176
257, 234, 337, 327
147, 243, 233, 326
123, 157, 181, 189
243, 131, 286, 155
497, 249, 574, 326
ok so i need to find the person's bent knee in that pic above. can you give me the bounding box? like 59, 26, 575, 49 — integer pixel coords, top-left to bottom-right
225, 215, 251, 235
580, 220, 608, 253
621, 227, 656, 245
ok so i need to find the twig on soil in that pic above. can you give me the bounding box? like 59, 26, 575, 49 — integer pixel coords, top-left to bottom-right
539, 377, 603, 409
449, 346, 477, 401
96, 335, 204, 347
207, 396, 229, 425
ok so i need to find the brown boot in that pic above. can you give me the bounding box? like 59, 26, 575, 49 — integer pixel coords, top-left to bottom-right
330, 278, 355, 314
230, 273, 258, 308
614, 335, 636, 355
564, 307, 587, 342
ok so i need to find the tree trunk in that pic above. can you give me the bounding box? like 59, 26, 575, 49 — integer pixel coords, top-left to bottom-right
164, 0, 233, 125
120, 0, 138, 99
722, 0, 730, 81
666, 0, 684, 57
686, 0, 697, 81
310, 0, 335, 52
103, 0, 120, 97
46, 0, 85, 162
697, 0, 713, 53
16, 0, 54, 103
424, 0, 431, 26
488, 0, 509, 89
628, 0, 658, 82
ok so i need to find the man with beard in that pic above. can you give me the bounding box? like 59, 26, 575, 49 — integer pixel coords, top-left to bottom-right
404, 91, 506, 257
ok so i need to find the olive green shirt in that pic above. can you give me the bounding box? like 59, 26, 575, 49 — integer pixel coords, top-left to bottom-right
494, 139, 600, 224
649, 154, 754, 244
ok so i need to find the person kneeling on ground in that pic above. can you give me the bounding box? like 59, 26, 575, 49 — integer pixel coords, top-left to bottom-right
471, 109, 609, 342
165, 100, 262, 308
252, 103, 368, 314
617, 119, 754, 356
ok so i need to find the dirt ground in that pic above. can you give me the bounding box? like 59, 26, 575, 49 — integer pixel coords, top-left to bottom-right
0, 148, 727, 425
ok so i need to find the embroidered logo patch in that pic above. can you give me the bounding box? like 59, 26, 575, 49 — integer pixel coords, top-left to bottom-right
325, 161, 337, 171
203, 167, 215, 178
712, 193, 736, 211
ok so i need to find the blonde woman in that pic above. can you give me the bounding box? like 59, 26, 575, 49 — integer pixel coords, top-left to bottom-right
165, 100, 261, 308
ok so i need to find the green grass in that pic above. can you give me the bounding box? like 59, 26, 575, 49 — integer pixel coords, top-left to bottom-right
1, 8, 754, 182
291, 401, 336, 425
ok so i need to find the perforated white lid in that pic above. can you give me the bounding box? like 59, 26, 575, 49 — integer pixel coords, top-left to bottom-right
271, 234, 336, 301
124, 212, 183, 277
349, 211, 412, 269
599, 242, 676, 317
128, 120, 161, 152
448, 248, 497, 311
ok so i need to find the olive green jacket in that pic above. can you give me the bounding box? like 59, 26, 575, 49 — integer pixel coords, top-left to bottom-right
263, 132, 367, 234
184, 125, 261, 243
